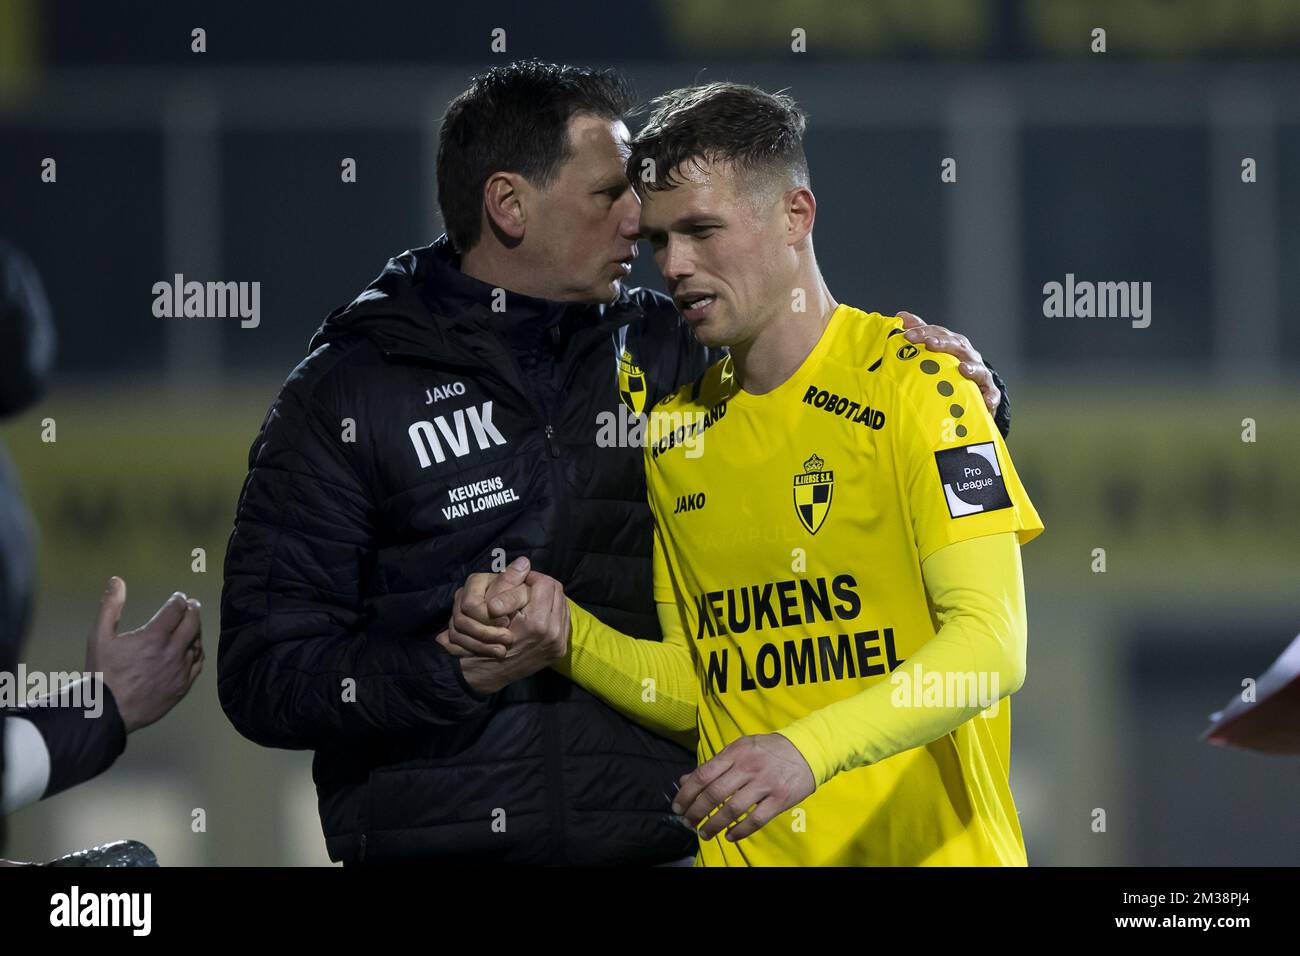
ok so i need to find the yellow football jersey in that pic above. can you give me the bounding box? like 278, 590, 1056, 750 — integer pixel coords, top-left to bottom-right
645, 303, 1044, 866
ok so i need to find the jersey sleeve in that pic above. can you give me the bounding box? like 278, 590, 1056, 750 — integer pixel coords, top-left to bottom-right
777, 532, 1028, 785
891, 348, 1043, 564
550, 600, 697, 752
652, 517, 675, 604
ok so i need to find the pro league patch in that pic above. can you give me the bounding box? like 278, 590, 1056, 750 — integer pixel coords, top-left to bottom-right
934, 442, 1013, 518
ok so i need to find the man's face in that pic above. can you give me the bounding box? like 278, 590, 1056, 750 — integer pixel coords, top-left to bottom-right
638, 159, 791, 348
525, 113, 641, 303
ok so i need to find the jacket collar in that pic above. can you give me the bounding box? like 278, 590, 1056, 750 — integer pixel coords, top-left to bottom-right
309, 236, 641, 362
418, 236, 569, 342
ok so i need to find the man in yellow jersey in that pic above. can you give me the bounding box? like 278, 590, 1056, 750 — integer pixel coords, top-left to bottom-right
442, 82, 1043, 866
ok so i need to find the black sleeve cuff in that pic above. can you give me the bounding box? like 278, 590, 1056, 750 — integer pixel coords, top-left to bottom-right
449, 656, 498, 706
988, 363, 1011, 440
16, 677, 127, 800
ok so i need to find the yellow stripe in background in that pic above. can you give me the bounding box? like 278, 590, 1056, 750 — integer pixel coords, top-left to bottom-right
0, 0, 40, 102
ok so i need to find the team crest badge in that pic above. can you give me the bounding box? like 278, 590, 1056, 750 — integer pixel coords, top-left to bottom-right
793, 453, 834, 535
617, 349, 646, 415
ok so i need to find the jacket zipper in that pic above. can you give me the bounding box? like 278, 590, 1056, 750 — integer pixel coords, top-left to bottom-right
479, 333, 572, 864
385, 335, 573, 862
488, 322, 624, 865
382, 313, 633, 865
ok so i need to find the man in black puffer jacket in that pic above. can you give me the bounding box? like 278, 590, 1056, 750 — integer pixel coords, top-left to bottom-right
217, 61, 1011, 865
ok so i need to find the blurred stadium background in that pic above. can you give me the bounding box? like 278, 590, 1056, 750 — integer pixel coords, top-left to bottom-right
1, 0, 1298, 864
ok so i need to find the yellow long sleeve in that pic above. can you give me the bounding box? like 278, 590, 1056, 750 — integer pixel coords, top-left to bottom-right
550, 599, 698, 751
777, 532, 1028, 787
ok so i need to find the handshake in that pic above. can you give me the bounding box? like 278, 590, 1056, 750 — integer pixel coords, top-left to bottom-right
435, 556, 571, 695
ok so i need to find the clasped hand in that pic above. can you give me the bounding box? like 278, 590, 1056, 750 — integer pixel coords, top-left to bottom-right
435, 556, 570, 694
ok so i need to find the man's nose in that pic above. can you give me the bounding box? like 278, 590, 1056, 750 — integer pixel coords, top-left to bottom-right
618, 190, 642, 239
663, 237, 693, 279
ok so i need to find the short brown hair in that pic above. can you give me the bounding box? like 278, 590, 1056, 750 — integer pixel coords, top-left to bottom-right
437, 61, 635, 253
626, 82, 809, 196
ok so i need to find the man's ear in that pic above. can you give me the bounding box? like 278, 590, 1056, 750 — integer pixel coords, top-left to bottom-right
483, 171, 528, 242
786, 186, 816, 247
